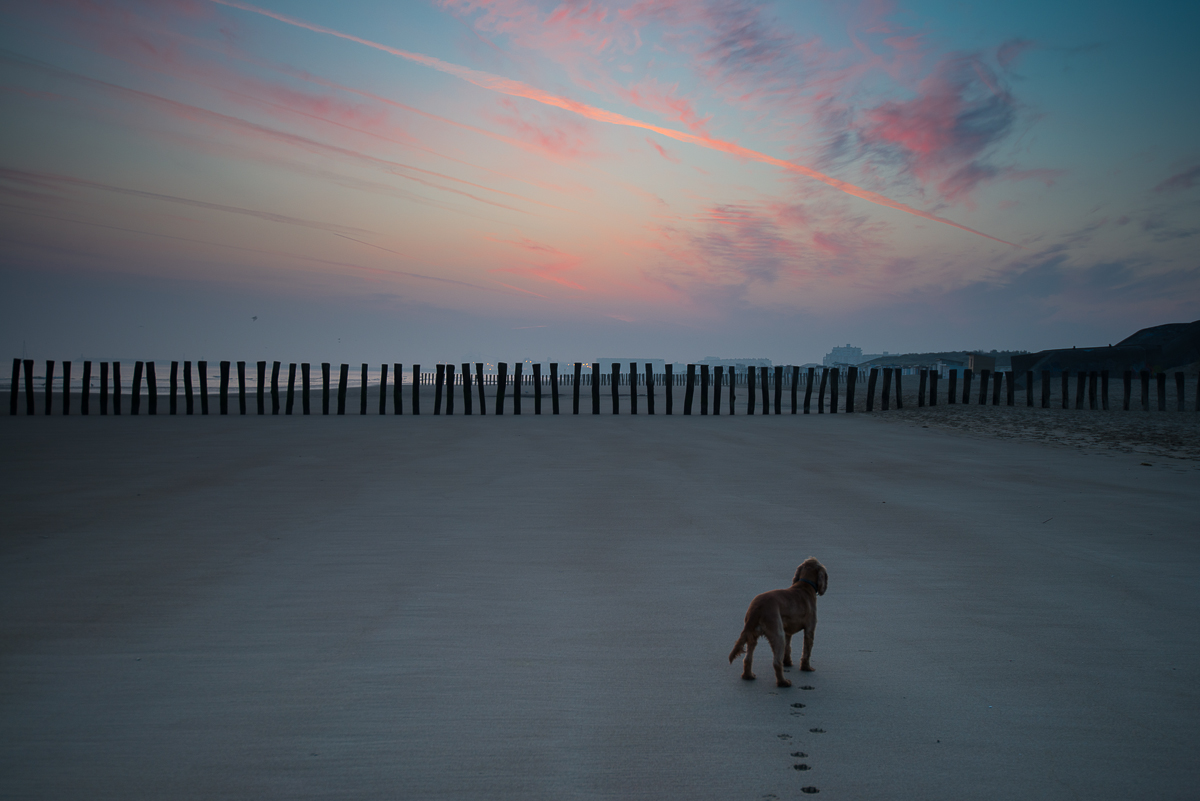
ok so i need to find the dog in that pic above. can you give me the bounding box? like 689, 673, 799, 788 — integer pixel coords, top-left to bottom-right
728, 557, 827, 687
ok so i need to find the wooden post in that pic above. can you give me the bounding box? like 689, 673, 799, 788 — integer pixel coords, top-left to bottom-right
1023, 370, 1032, 407
271, 361, 281, 415
61, 362, 72, 417
992, 370, 1003, 406
286, 363, 296, 414
814, 367, 826, 414
112, 361, 123, 415
512, 363, 521, 415
1100, 370, 1110, 411
393, 364, 403, 415
1175, 372, 1185, 412
962, 368, 972, 405
461, 363, 472, 415
1006, 371, 1015, 406
534, 363, 542, 414
257, 361, 267, 415
130, 361, 142, 415
323, 363, 332, 415
144, 361, 156, 415
507, 362, 522, 414
410, 365, 420, 415
773, 366, 783, 414
550, 363, 559, 414
697, 365, 708, 415
1074, 371, 1086, 410
629, 363, 638, 415
947, 369, 957, 406
664, 363, 673, 414
711, 366, 722, 415
1122, 370, 1131, 411
1060, 371, 1069, 410
434, 364, 445, 415
646, 363, 656, 415
790, 365, 799, 414
846, 365, 857, 413
592, 363, 601, 415
302, 363, 311, 415
184, 361, 193, 415
609, 362, 619, 414
198, 361, 208, 415
918, 369, 927, 408
1156, 372, 1167, 412
8, 358, 17, 416
1140, 370, 1150, 411
573, 362, 582, 414
829, 367, 839, 414
803, 367, 815, 414
360, 364, 369, 415
446, 363, 455, 415
881, 368, 892, 411
379, 364, 388, 415
219, 361, 229, 415
496, 363, 508, 415
1088, 372, 1098, 410
1040, 370, 1050, 409
895, 369, 904, 409
24, 359, 36, 415
237, 362, 246, 415
747, 365, 757, 414
683, 364, 695, 415
98, 360, 108, 415
475, 363, 485, 415
760, 367, 770, 415
977, 369, 989, 405
929, 369, 939, 407
728, 365, 736, 414
81, 361, 91, 415
46, 360, 56, 415
337, 363, 348, 415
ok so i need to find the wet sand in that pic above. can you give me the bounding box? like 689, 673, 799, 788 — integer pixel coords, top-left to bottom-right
1, 411, 1198, 799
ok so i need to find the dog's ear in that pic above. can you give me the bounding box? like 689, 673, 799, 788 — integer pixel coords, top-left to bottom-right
792, 563, 805, 585
816, 565, 828, 596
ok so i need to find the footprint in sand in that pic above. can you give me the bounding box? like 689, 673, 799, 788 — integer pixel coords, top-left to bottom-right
800, 685, 815, 690
777, 734, 792, 740
801, 786, 820, 794
791, 703, 806, 708
790, 751, 807, 758
793, 763, 811, 771
809, 728, 825, 733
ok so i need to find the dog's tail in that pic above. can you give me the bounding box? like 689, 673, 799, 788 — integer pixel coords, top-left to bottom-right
729, 606, 762, 663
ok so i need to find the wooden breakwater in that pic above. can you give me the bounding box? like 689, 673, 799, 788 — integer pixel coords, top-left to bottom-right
8, 359, 1199, 416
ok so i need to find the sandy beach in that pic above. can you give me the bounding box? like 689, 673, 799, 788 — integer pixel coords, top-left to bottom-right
2, 410, 1198, 799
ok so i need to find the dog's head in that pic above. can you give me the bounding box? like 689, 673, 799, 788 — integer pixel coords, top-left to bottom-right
792, 557, 827, 596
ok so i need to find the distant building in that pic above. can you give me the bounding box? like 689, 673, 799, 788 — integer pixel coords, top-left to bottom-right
967, 353, 996, 372
823, 345, 863, 366
699, 356, 772, 367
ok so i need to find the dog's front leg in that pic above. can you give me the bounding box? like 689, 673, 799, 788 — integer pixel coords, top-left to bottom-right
783, 633, 793, 668
799, 624, 816, 672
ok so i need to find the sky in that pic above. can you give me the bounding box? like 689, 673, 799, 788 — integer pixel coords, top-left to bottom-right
1, 0, 1198, 366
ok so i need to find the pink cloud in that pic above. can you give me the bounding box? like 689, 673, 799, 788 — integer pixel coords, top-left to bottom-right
647, 137, 680, 163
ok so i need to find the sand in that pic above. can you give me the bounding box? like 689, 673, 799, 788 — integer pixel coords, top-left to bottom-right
1, 410, 1198, 799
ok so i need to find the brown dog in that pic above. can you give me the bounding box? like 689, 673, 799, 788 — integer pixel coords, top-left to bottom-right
728, 557, 827, 687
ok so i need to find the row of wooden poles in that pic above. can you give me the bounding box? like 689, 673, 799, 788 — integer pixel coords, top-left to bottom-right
8, 358, 1199, 416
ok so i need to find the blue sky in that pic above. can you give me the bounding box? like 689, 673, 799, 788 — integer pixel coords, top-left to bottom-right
1, 0, 1197, 365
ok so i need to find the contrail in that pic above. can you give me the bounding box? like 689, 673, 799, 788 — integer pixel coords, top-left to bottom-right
211, 0, 1018, 246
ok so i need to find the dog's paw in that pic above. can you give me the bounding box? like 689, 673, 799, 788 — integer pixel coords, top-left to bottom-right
776, 678, 793, 688
741, 672, 756, 681
800, 664, 815, 672
783, 659, 794, 667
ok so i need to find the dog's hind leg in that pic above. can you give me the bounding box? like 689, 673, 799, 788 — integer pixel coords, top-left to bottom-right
783, 633, 794, 668
765, 617, 791, 687
741, 635, 758, 680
